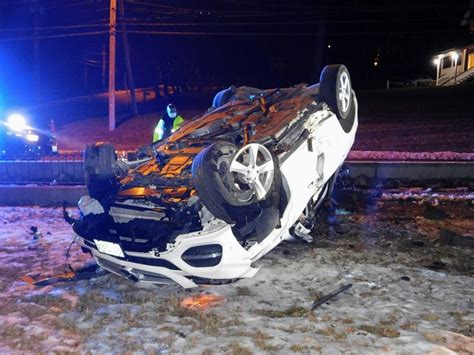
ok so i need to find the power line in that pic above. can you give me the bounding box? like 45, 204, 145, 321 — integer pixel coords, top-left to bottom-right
0, 0, 94, 7
120, 17, 458, 27
125, 2, 468, 16
0, 24, 462, 42
42, 0, 95, 10
0, 30, 108, 41
126, 0, 201, 13
125, 29, 461, 37
126, 0, 314, 16
0, 27, 459, 42
75, 57, 106, 67
0, 23, 107, 33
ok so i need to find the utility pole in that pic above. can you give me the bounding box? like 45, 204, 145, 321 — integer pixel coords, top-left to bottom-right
32, 0, 41, 105
102, 44, 106, 91
119, 0, 138, 115
109, 0, 117, 131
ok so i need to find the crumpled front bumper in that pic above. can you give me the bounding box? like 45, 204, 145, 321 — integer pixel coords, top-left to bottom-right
76, 223, 259, 288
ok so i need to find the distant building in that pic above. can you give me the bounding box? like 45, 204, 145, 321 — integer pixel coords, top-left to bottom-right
433, 44, 474, 85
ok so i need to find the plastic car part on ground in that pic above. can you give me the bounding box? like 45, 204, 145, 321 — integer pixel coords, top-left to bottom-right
72, 64, 358, 288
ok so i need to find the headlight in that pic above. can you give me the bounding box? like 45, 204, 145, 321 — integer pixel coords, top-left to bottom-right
26, 133, 39, 142
6, 114, 27, 132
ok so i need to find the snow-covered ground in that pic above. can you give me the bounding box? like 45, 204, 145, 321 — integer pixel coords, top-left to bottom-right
0, 195, 473, 354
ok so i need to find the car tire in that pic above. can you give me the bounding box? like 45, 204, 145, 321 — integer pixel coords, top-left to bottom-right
84, 142, 118, 200
192, 141, 281, 223
319, 64, 353, 120
319, 65, 356, 133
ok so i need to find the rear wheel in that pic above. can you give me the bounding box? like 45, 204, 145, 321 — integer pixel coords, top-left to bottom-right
319, 65, 356, 133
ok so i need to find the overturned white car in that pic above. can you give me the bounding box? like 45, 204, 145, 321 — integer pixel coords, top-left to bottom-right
71, 64, 358, 288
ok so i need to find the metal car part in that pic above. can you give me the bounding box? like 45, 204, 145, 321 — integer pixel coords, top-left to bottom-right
229, 143, 274, 201
78, 196, 105, 216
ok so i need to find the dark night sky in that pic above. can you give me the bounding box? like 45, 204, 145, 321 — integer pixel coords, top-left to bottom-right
0, 0, 472, 108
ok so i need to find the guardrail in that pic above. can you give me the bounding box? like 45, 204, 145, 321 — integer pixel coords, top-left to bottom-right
0, 154, 84, 185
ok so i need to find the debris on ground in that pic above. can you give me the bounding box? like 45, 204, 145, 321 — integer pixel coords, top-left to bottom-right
311, 284, 352, 310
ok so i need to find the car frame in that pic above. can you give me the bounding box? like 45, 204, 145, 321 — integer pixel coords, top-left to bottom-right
71, 64, 358, 288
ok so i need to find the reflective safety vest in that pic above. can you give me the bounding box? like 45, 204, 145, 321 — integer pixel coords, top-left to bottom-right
153, 115, 184, 142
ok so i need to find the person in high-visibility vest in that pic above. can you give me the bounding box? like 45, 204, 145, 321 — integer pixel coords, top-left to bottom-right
153, 103, 185, 142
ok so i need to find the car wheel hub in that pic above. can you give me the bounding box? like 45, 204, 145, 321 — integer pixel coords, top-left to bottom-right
229, 143, 274, 200
338, 71, 351, 113
247, 169, 259, 181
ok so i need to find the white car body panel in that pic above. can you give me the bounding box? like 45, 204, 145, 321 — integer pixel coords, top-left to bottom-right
77, 94, 358, 288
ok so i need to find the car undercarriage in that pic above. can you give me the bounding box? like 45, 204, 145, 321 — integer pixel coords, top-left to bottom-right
71, 64, 358, 288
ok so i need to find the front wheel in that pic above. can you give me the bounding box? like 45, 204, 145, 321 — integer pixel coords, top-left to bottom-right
191, 142, 281, 223
83, 142, 119, 200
